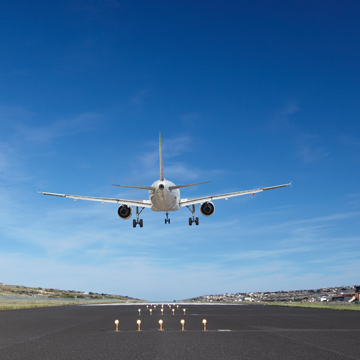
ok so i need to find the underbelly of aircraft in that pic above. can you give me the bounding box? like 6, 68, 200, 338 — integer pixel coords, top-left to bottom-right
150, 193, 179, 212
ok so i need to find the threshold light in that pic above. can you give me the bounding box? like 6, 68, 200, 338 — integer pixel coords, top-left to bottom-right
149, 309, 152, 315
138, 308, 141, 315
183, 308, 186, 315
172, 308, 175, 315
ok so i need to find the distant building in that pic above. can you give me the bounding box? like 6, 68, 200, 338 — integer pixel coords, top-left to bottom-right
331, 294, 355, 302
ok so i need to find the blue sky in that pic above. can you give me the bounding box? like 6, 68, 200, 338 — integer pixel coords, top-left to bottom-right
0, 0, 359, 301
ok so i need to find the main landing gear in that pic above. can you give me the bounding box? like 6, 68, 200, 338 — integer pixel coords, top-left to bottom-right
187, 204, 199, 226
133, 206, 145, 228
165, 212, 170, 224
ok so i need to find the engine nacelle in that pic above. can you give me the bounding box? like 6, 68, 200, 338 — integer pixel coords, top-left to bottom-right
200, 201, 215, 217
117, 205, 132, 220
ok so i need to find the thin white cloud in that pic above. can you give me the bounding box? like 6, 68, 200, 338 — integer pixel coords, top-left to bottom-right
133, 135, 224, 182
266, 101, 299, 130
297, 145, 330, 163
0, 104, 35, 123
19, 112, 104, 142
130, 89, 149, 105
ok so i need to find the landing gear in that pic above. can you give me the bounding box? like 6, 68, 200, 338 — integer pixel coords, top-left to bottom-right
165, 212, 170, 224
133, 207, 144, 228
187, 204, 199, 226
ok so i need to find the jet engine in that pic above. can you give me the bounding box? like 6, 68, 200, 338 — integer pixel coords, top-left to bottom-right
117, 205, 132, 220
200, 201, 215, 217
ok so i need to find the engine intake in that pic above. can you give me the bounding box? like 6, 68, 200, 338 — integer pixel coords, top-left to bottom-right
117, 205, 132, 220
200, 201, 215, 217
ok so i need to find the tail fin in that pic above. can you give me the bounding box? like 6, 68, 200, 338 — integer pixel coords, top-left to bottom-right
159, 132, 164, 181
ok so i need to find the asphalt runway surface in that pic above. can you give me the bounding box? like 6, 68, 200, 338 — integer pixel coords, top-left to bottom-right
0, 303, 359, 360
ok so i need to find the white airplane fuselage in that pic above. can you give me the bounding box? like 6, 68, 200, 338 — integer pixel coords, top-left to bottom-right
39, 132, 291, 227
149, 180, 180, 212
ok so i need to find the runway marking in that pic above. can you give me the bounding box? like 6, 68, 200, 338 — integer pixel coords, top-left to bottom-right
218, 329, 231, 332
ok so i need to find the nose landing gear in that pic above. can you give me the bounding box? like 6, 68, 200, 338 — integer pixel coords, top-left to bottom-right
165, 212, 170, 224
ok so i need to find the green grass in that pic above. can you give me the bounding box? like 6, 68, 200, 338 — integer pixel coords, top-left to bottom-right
266, 301, 360, 311
0, 298, 142, 311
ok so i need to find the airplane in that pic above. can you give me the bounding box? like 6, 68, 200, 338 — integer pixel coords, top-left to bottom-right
39, 133, 291, 228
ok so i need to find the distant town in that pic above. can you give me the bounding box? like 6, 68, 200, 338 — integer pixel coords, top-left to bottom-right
191, 285, 360, 303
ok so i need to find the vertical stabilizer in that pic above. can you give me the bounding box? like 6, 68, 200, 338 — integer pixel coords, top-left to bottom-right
159, 132, 164, 181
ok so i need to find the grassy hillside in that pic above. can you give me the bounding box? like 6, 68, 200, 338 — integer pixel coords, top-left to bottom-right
0, 283, 143, 310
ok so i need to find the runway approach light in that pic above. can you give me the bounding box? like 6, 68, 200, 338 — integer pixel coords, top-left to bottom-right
149, 309, 152, 315
138, 308, 141, 315
158, 319, 163, 331
137, 319, 141, 331
146, 305, 149, 309
176, 305, 179, 309
161, 308, 164, 315
183, 308, 186, 315
202, 319, 207, 331
172, 308, 175, 315
114, 319, 119, 332
180, 319, 185, 331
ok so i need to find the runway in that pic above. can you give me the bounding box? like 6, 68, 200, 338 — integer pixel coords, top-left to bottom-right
0, 303, 359, 359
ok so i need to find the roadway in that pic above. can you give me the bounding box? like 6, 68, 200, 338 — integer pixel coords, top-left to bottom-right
0, 303, 359, 359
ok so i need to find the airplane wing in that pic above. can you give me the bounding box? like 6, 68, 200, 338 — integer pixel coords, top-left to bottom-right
179, 183, 291, 207
38, 192, 152, 208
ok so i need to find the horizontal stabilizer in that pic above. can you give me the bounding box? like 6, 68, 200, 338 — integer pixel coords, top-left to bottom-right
112, 184, 155, 191
169, 181, 211, 190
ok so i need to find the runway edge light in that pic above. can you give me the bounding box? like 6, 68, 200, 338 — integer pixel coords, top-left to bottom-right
180, 319, 185, 331
202, 319, 207, 331
137, 319, 141, 331
114, 319, 119, 332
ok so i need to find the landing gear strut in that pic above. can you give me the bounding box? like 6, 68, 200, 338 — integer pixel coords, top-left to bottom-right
133, 206, 144, 228
165, 212, 170, 224
187, 204, 199, 226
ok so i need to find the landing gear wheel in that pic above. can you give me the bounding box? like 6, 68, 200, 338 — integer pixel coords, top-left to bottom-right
132, 206, 145, 228
187, 204, 199, 227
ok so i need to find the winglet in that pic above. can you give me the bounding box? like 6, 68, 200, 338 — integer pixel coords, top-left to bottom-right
159, 132, 164, 181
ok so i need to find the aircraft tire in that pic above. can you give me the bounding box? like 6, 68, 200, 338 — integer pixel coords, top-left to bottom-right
133, 219, 136, 228
195, 217, 199, 225
140, 219, 143, 227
